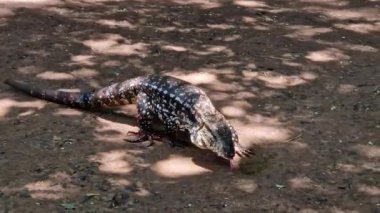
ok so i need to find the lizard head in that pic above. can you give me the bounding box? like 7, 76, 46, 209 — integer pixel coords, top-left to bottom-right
190, 112, 238, 160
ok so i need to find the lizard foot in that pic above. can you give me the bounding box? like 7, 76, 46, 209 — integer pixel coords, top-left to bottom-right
165, 138, 185, 148
124, 131, 161, 147
125, 131, 184, 148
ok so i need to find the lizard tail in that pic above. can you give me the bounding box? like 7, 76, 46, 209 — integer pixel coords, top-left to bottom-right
4, 79, 95, 109
4, 77, 144, 109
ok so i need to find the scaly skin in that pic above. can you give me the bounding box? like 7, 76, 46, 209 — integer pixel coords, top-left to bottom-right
4, 74, 253, 160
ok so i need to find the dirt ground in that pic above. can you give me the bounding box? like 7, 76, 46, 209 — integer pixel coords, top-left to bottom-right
0, 0, 379, 212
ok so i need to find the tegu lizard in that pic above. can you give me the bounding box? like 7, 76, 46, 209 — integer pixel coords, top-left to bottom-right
5, 74, 253, 165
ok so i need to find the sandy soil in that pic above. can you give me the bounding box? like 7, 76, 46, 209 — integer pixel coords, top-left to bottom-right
0, 0, 379, 212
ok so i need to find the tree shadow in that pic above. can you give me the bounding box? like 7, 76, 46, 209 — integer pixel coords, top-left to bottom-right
0, 0, 379, 212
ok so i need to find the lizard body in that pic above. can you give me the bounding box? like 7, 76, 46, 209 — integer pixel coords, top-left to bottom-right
5, 74, 252, 160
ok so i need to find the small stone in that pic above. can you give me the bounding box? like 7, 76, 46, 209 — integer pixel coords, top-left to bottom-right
110, 188, 130, 208
19, 189, 30, 198
317, 197, 328, 204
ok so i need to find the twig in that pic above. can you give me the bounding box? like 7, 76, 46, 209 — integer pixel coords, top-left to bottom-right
284, 133, 302, 143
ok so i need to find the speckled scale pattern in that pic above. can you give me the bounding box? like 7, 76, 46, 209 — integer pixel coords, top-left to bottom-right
85, 76, 145, 108
137, 75, 208, 132
76, 74, 215, 133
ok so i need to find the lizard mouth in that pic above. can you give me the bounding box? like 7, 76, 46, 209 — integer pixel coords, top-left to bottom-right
217, 151, 234, 160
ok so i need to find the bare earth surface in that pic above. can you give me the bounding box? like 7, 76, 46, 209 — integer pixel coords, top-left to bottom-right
0, 0, 379, 212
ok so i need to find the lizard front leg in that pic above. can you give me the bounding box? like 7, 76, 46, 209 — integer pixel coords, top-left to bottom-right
125, 93, 159, 146
162, 119, 186, 148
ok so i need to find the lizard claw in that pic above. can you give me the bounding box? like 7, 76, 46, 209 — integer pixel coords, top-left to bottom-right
235, 143, 255, 158
124, 131, 160, 147
125, 131, 149, 143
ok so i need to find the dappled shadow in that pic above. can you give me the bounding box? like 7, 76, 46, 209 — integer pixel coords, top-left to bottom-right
0, 0, 379, 212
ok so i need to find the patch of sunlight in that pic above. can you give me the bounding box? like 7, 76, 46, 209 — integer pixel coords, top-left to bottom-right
224, 34, 241, 41
351, 144, 380, 159
337, 84, 357, 94
151, 154, 211, 178
0, 0, 55, 2
235, 179, 257, 193
54, 108, 83, 116
207, 24, 235, 30
57, 88, 81, 93
206, 81, 238, 92
25, 180, 76, 200
135, 187, 151, 197
0, 7, 13, 18
259, 89, 282, 98
0, 98, 45, 118
192, 45, 234, 56
336, 163, 361, 173
300, 0, 348, 7
235, 91, 256, 99
285, 25, 332, 40
305, 48, 349, 62
206, 45, 234, 57
299, 209, 319, 213
242, 16, 258, 25
300, 71, 318, 80
221, 106, 246, 117
36, 71, 74, 80
169, 0, 221, 9
256, 71, 309, 89
107, 178, 130, 187
101, 60, 122, 67
208, 92, 230, 101
322, 8, 379, 21
96, 19, 135, 29
154, 26, 176, 33
316, 40, 378, 52
288, 177, 314, 189
71, 68, 98, 78
290, 141, 309, 149
220, 60, 244, 67
358, 184, 380, 196
330, 207, 360, 213
70, 55, 95, 66
0, 0, 61, 6
90, 150, 133, 175
65, 0, 121, 4
17, 65, 41, 74
162, 45, 187, 52
269, 8, 296, 14
282, 61, 303, 67
242, 69, 259, 78
362, 162, 380, 172
334, 22, 380, 34
245, 114, 284, 125
83, 34, 147, 56
95, 117, 136, 144
169, 72, 217, 85
168, 68, 234, 90
234, 0, 268, 8
45, 6, 71, 15
253, 25, 271, 31
234, 123, 291, 146
17, 109, 36, 117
